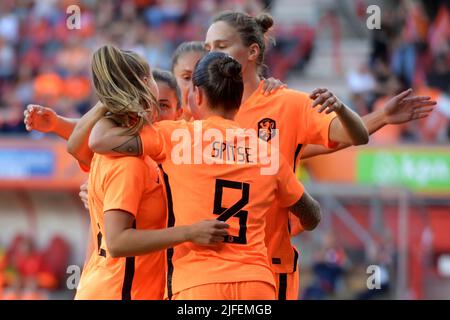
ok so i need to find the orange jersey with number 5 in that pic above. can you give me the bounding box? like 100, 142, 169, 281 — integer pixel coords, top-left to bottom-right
139, 116, 305, 297
235, 81, 337, 273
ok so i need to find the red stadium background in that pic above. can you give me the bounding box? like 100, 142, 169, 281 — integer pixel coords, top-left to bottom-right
0, 0, 449, 300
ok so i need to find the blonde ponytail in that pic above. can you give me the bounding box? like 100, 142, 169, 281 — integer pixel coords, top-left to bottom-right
91, 45, 158, 135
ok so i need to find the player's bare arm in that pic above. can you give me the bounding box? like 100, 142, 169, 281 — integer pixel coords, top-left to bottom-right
79, 181, 89, 210
24, 104, 79, 140
104, 210, 229, 258
310, 88, 369, 146
67, 101, 107, 169
290, 191, 321, 231
301, 89, 436, 159
112, 136, 143, 156
88, 117, 143, 156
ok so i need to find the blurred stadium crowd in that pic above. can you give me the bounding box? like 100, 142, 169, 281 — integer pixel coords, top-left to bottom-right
0, 0, 313, 133
349, 0, 450, 144
0, 0, 448, 143
0, 0, 448, 140
0, 0, 449, 300
0, 234, 70, 299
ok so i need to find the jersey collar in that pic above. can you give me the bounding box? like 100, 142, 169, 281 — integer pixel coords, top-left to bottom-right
240, 80, 265, 110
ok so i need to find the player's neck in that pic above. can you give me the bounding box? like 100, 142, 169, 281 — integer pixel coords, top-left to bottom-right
242, 71, 261, 103
204, 107, 237, 121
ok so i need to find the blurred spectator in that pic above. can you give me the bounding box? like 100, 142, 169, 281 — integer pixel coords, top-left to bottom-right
1, 0, 448, 145
347, 63, 377, 116
33, 69, 65, 110
354, 235, 395, 300
371, 74, 411, 144
0, 37, 15, 81
303, 232, 349, 300
347, 63, 377, 96
0, 1, 19, 45
40, 236, 71, 290
0, 244, 6, 297
8, 235, 43, 291
1, 91, 27, 133
427, 52, 450, 94
266, 23, 315, 79
0, 233, 70, 299
0, 0, 320, 135
414, 86, 450, 143
365, 0, 450, 144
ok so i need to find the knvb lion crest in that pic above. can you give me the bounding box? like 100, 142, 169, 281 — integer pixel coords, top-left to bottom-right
257, 118, 276, 142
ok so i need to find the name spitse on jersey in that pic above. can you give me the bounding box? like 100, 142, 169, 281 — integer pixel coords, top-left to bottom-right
139, 116, 305, 296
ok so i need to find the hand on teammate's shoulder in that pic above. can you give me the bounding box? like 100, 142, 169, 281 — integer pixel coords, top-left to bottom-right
310, 88, 344, 114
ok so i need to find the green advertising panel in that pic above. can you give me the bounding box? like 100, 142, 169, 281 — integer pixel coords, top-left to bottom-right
357, 149, 450, 193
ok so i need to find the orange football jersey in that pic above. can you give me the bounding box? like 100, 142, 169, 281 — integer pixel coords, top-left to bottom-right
75, 154, 167, 300
139, 116, 305, 298
235, 81, 337, 274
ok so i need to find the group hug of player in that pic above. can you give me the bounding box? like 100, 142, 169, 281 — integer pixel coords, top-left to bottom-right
23, 12, 435, 300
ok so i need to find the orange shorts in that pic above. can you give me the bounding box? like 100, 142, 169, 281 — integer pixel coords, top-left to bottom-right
172, 281, 276, 300
274, 267, 299, 300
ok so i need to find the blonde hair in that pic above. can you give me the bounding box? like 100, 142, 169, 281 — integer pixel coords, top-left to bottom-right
91, 45, 158, 135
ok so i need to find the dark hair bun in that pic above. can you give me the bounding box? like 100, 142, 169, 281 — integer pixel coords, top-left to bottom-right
216, 56, 242, 80
192, 51, 244, 111
255, 13, 274, 34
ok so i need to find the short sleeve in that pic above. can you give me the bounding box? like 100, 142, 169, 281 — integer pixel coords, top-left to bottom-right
77, 160, 90, 173
139, 124, 169, 163
102, 157, 147, 216
276, 156, 304, 208
296, 92, 338, 148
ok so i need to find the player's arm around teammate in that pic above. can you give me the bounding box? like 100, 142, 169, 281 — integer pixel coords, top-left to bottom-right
104, 210, 229, 258
98, 147, 230, 258
67, 101, 107, 170
310, 88, 369, 146
23, 103, 101, 194
301, 88, 436, 159
76, 45, 232, 256
23, 101, 106, 170
203, 12, 368, 149
289, 191, 321, 231
23, 104, 79, 139
276, 157, 322, 231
